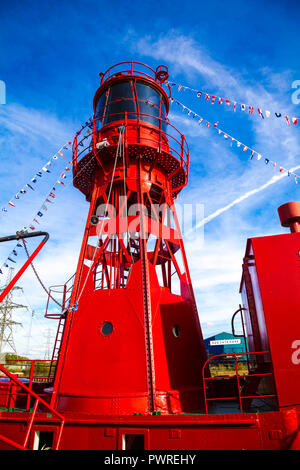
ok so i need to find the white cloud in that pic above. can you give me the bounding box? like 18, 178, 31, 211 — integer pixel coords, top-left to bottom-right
129, 30, 300, 338
0, 102, 87, 356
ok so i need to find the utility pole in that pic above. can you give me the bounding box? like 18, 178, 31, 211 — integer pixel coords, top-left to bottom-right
0, 268, 27, 354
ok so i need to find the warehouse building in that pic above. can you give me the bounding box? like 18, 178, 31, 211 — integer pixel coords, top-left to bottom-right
204, 331, 247, 358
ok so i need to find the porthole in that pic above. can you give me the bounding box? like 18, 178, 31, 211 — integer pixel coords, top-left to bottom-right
172, 325, 180, 338
101, 322, 113, 336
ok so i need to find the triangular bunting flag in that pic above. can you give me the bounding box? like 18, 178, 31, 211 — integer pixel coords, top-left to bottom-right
258, 108, 264, 119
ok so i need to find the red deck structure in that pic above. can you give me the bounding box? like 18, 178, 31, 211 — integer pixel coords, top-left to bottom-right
0, 62, 299, 450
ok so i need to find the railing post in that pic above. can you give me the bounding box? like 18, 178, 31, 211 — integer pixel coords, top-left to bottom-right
137, 110, 140, 144
92, 113, 97, 151
26, 360, 35, 412
23, 398, 39, 449
180, 134, 184, 167
234, 355, 243, 414
125, 112, 128, 168
62, 284, 67, 311
73, 135, 78, 167
158, 117, 162, 155
8, 380, 17, 409
45, 289, 51, 318
202, 366, 208, 415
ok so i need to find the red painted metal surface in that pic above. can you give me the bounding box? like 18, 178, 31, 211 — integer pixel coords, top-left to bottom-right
278, 201, 300, 232
240, 231, 300, 410
0, 407, 299, 449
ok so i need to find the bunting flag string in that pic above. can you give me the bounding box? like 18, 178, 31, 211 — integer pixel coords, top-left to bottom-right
0, 146, 96, 275
166, 81, 299, 127
0, 141, 73, 217
171, 97, 299, 184
0, 164, 72, 273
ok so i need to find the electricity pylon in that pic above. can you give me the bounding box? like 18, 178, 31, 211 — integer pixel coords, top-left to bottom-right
44, 327, 53, 360
0, 268, 27, 354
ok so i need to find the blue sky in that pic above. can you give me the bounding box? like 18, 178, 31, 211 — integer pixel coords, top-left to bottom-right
0, 0, 299, 356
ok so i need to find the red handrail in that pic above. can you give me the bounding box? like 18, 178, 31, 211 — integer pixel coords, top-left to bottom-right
0, 359, 56, 410
100, 61, 157, 84
0, 364, 65, 450
202, 350, 277, 415
72, 111, 189, 194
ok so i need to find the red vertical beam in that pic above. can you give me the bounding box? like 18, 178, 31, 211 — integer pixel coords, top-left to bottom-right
26, 360, 35, 412
137, 158, 156, 414
235, 355, 243, 415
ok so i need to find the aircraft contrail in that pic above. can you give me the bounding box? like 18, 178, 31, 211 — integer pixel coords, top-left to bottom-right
191, 164, 300, 230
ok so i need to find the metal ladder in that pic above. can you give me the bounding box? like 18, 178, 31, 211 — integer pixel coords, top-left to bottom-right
47, 314, 66, 381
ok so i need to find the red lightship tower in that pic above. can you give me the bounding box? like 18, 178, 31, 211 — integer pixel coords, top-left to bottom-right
50, 62, 208, 416
3, 61, 300, 451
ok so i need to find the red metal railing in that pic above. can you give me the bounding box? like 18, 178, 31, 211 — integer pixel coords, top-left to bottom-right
202, 351, 277, 415
45, 273, 75, 319
0, 363, 64, 450
0, 359, 55, 410
100, 61, 158, 84
72, 111, 189, 194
